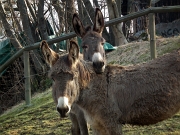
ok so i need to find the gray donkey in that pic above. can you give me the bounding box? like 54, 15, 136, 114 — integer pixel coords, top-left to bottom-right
41, 40, 180, 135
68, 8, 106, 134
72, 8, 106, 74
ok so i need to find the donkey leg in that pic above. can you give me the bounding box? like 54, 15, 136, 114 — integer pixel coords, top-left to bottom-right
71, 104, 89, 135
106, 123, 122, 135
69, 112, 81, 135
75, 107, 89, 135
91, 126, 110, 135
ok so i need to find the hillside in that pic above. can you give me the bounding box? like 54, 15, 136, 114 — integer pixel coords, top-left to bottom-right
1, 36, 180, 135
107, 36, 180, 65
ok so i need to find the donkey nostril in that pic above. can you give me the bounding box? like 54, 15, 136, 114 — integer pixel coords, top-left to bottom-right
101, 61, 104, 67
57, 107, 69, 118
93, 61, 104, 68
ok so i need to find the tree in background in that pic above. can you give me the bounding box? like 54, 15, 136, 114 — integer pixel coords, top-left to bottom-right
0, 2, 22, 51
106, 0, 128, 46
38, 0, 49, 40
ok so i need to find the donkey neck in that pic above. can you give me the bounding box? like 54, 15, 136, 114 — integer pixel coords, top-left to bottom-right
77, 59, 95, 89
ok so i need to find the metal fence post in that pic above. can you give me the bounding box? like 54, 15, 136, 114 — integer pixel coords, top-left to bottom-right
24, 51, 31, 106
149, 13, 157, 59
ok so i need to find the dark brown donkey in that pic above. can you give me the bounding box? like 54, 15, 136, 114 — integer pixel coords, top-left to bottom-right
73, 8, 106, 74
42, 40, 180, 135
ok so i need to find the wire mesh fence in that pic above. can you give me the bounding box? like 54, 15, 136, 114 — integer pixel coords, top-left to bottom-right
0, 50, 52, 114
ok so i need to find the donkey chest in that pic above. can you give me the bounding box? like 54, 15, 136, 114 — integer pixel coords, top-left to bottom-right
79, 90, 121, 123
81, 107, 109, 134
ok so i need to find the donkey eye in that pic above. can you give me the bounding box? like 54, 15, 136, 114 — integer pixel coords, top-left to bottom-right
82, 45, 88, 49
68, 73, 74, 80
101, 42, 105, 46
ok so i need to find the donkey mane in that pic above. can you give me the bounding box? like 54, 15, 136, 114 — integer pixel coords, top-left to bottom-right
77, 59, 94, 88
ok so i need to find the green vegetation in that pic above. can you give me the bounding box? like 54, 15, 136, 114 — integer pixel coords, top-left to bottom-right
0, 89, 72, 135
1, 36, 180, 135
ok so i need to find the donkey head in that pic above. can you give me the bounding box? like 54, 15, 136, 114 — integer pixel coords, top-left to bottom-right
73, 8, 106, 74
40, 40, 87, 118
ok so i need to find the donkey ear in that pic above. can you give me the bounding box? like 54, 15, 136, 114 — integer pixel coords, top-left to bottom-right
40, 40, 59, 67
93, 8, 104, 34
68, 40, 80, 65
72, 13, 86, 38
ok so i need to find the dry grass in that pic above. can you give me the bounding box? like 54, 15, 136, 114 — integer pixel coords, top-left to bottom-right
107, 36, 180, 66
1, 36, 180, 135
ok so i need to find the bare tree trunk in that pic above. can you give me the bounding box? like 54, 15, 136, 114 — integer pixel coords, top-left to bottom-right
17, 0, 43, 72
83, 0, 95, 21
0, 2, 22, 50
145, 0, 152, 41
106, 0, 128, 46
146, 0, 151, 7
66, 0, 75, 32
77, 0, 84, 22
77, 0, 92, 26
51, 0, 65, 34
25, 0, 37, 23
24, 1, 41, 42
109, 27, 115, 46
93, 0, 100, 8
17, 0, 34, 44
63, 0, 76, 51
7, 0, 22, 33
125, 0, 133, 40
37, 0, 49, 40
115, 0, 122, 15
49, 4, 59, 36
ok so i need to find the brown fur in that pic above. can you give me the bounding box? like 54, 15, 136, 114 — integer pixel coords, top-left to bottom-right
51, 40, 180, 135
68, 8, 106, 135
40, 40, 59, 67
40, 40, 89, 135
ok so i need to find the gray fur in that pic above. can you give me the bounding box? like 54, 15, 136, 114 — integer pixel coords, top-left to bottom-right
73, 8, 106, 74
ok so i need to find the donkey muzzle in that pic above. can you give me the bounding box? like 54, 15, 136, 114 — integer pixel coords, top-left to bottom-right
93, 61, 105, 74
57, 107, 69, 118
57, 97, 70, 118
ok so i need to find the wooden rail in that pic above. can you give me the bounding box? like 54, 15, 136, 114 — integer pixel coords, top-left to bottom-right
0, 32, 76, 73
105, 6, 180, 26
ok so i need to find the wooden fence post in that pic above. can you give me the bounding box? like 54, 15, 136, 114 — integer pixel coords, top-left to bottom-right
149, 13, 157, 59
24, 51, 31, 106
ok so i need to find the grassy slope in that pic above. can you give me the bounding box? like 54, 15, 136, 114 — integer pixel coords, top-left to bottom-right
1, 36, 180, 135
107, 36, 180, 65
0, 90, 72, 135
